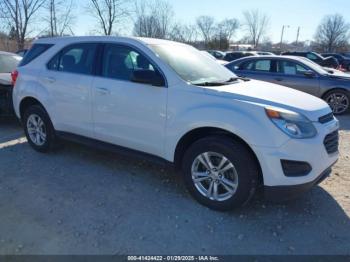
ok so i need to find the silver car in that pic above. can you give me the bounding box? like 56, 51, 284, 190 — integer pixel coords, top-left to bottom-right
226, 55, 350, 115
0, 51, 22, 116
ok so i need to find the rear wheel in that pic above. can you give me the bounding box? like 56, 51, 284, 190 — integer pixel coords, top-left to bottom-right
23, 105, 57, 152
324, 90, 350, 115
182, 136, 260, 211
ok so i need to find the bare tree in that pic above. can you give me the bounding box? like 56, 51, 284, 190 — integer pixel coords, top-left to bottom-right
216, 18, 239, 42
243, 9, 269, 48
170, 23, 198, 43
87, 0, 129, 35
0, 0, 46, 49
44, 0, 75, 37
315, 14, 350, 52
196, 16, 215, 44
133, 0, 174, 39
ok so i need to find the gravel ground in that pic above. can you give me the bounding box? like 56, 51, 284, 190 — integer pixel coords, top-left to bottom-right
0, 115, 349, 255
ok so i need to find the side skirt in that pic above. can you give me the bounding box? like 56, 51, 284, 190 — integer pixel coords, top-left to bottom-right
56, 131, 174, 167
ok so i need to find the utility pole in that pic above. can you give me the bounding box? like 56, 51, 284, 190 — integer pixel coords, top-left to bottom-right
296, 27, 300, 45
280, 25, 290, 51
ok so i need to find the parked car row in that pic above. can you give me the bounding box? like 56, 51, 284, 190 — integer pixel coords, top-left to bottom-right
207, 50, 349, 72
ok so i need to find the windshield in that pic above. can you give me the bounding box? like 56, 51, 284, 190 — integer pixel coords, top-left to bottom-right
0, 54, 22, 73
149, 44, 236, 85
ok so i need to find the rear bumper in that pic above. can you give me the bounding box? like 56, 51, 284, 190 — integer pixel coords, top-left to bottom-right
264, 164, 335, 201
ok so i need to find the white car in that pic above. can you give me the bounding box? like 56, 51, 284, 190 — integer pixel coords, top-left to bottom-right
12, 36, 340, 211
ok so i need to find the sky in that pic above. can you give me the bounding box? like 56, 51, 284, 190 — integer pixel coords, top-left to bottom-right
74, 0, 349, 43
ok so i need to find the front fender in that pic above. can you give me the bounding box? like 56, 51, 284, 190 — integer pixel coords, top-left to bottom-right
164, 99, 290, 162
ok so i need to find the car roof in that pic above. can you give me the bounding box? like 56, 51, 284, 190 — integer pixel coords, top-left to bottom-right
34, 36, 186, 47
226, 55, 308, 65
0, 51, 19, 56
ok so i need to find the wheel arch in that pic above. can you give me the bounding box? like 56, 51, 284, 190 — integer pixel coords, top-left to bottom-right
321, 87, 350, 99
173, 126, 264, 185
19, 97, 47, 120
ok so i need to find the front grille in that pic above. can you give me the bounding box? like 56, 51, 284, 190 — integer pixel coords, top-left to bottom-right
324, 130, 339, 154
319, 113, 334, 124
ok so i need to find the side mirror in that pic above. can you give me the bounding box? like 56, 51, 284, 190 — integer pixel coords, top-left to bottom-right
131, 70, 165, 87
304, 70, 316, 78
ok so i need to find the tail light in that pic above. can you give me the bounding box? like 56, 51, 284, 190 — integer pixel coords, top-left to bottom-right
11, 70, 18, 86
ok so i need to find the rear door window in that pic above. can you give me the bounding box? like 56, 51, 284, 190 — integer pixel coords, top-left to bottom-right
241, 59, 272, 72
48, 43, 97, 75
19, 44, 53, 66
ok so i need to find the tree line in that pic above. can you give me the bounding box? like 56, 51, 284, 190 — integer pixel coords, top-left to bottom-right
0, 0, 349, 52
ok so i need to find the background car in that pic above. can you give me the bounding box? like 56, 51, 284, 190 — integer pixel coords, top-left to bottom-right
226, 55, 350, 115
223, 51, 258, 62
339, 52, 350, 58
251, 51, 275, 56
206, 50, 226, 60
0, 51, 22, 116
282, 51, 339, 69
322, 53, 350, 71
16, 49, 29, 57
201, 51, 227, 65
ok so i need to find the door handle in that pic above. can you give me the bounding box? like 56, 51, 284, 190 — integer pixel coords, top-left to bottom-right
96, 87, 110, 95
275, 78, 283, 82
44, 77, 56, 83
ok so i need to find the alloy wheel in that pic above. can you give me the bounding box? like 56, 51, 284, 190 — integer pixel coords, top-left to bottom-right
326, 93, 349, 114
191, 152, 239, 202
27, 114, 47, 146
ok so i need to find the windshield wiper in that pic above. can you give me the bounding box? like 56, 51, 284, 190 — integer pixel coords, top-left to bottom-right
225, 77, 251, 82
192, 76, 251, 86
192, 81, 227, 86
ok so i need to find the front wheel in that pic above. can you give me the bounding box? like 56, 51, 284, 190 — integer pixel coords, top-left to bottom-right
182, 136, 260, 211
324, 90, 350, 115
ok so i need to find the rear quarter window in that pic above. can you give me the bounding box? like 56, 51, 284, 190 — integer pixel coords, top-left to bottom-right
19, 44, 53, 67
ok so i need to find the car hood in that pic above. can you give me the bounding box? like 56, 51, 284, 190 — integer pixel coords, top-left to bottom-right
204, 79, 331, 122
0, 73, 12, 85
327, 71, 350, 80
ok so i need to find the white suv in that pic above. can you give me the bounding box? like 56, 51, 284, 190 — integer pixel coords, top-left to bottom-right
12, 37, 340, 211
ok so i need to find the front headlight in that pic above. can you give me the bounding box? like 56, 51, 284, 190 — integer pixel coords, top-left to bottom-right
265, 107, 317, 139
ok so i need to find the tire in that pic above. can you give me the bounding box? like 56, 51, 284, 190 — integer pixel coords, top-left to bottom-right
323, 89, 350, 115
23, 104, 57, 152
182, 136, 260, 211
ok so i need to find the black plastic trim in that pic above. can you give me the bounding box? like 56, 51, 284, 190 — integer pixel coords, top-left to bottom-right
56, 131, 173, 167
281, 160, 312, 177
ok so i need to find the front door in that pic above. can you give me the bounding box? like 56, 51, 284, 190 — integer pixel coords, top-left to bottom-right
91, 44, 168, 157
274, 60, 320, 96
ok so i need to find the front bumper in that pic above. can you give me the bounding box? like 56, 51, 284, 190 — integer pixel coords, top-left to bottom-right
251, 118, 339, 188
264, 163, 335, 201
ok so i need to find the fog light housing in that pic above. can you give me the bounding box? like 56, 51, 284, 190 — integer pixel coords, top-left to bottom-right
281, 160, 312, 177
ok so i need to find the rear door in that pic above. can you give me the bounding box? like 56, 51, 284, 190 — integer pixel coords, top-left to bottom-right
42, 43, 97, 137
234, 59, 278, 83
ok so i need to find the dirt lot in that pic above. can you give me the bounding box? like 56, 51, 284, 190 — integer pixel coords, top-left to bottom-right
0, 115, 349, 255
